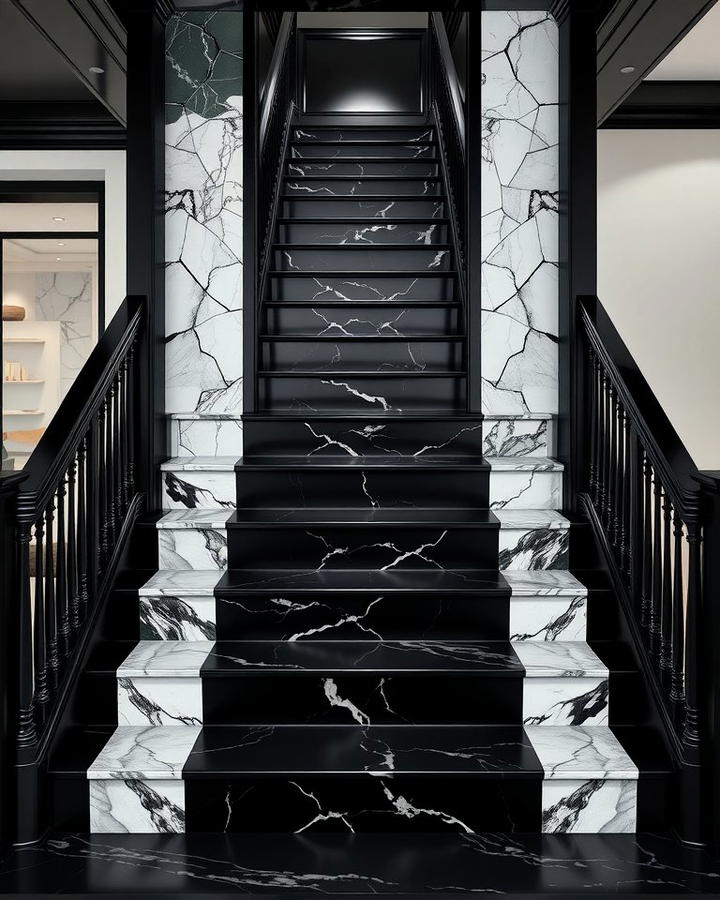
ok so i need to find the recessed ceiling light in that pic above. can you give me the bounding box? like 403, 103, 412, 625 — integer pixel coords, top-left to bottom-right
56, 257, 62, 261
89, 66, 105, 74
57, 242, 65, 247
52, 216, 65, 222
620, 65, 636, 74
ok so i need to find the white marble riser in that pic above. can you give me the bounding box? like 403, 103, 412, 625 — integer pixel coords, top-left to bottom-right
489, 464, 563, 510
170, 415, 243, 457
483, 417, 554, 458
157, 530, 228, 570
161, 471, 236, 511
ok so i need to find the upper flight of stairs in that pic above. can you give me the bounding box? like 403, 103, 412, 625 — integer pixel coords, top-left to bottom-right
48, 119, 670, 838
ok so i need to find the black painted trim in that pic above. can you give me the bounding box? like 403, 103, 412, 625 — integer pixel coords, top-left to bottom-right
603, 80, 720, 129
9, 0, 127, 126
597, 0, 718, 125
0, 103, 125, 149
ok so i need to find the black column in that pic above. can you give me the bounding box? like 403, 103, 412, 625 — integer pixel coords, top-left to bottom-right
553, 0, 598, 512
125, 0, 172, 509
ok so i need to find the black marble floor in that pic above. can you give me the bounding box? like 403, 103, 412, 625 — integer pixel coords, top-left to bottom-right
1, 833, 719, 897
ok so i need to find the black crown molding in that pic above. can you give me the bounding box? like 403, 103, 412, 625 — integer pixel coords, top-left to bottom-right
602, 80, 720, 129
0, 102, 126, 149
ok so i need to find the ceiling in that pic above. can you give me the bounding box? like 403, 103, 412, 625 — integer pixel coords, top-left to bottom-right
646, 1, 720, 80
4, 237, 99, 263
0, 203, 99, 233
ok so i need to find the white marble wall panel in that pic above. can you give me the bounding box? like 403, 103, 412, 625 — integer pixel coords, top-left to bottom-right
523, 676, 609, 726
158, 529, 228, 570
481, 12, 559, 416
35, 271, 93, 397
118, 677, 203, 726
165, 13, 244, 421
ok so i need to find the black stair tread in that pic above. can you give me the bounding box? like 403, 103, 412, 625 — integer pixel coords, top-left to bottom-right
260, 334, 464, 341
280, 194, 447, 201
287, 157, 440, 164
236, 455, 488, 470
243, 412, 482, 421
258, 371, 465, 378
202, 640, 523, 675
273, 242, 453, 250
217, 568, 508, 594
5, 831, 710, 894
269, 270, 457, 277
228, 508, 497, 526
185, 725, 538, 775
263, 300, 462, 307
285, 175, 442, 181
276, 217, 450, 224
291, 139, 437, 146
256, 407, 471, 415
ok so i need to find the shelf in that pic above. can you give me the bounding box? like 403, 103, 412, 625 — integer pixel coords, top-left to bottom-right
2, 338, 45, 344
3, 380, 44, 384
3, 410, 44, 416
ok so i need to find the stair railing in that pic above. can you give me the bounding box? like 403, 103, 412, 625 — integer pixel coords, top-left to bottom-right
429, 12, 466, 273
258, 11, 297, 289
577, 295, 719, 846
3, 295, 146, 843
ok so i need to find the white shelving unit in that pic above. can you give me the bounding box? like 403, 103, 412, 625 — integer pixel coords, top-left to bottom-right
3, 321, 61, 467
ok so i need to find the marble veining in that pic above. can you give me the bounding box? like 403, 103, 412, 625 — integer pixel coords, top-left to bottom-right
140, 596, 217, 641
523, 678, 610, 727
162, 471, 236, 510
165, 12, 243, 417
510, 595, 587, 642
35, 271, 94, 397
499, 527, 569, 570
541, 779, 637, 834
483, 418, 551, 457
171, 415, 243, 456
482, 11, 559, 415
525, 726, 638, 781
90, 780, 187, 834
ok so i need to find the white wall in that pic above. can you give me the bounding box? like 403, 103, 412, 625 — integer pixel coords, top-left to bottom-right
597, 129, 720, 469
0, 151, 126, 325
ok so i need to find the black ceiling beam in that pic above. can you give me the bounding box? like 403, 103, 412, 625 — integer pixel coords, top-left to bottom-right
9, 0, 127, 126
597, 0, 718, 126
602, 80, 720, 128
0, 102, 126, 149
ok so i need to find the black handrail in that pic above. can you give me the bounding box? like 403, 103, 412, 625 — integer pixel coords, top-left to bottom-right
260, 13, 295, 149
577, 294, 712, 845
430, 12, 465, 152
8, 295, 146, 843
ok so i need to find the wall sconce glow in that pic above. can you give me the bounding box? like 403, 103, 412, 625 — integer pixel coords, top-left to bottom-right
89, 66, 105, 74
620, 66, 636, 74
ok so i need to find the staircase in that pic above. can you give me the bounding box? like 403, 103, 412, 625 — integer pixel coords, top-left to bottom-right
49, 118, 670, 838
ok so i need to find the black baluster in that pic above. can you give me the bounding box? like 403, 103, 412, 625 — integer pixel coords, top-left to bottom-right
67, 458, 79, 636
659, 490, 673, 686
641, 452, 653, 631
56, 478, 70, 662
33, 516, 49, 712
615, 397, 626, 572
114, 368, 122, 521
106, 382, 116, 546
588, 350, 598, 499
127, 343, 136, 497
16, 516, 37, 750
77, 436, 89, 622
670, 508, 685, 717
98, 399, 107, 564
621, 409, 632, 576
681, 495, 704, 844
120, 359, 129, 511
650, 469, 663, 660
599, 370, 608, 520
607, 383, 617, 538
44, 500, 59, 689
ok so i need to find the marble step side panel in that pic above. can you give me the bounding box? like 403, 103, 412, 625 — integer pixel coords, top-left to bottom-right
525, 726, 638, 834
483, 415, 554, 457
169, 414, 243, 457
157, 511, 232, 571
489, 458, 563, 510
117, 641, 214, 727
140, 571, 221, 641
161, 458, 238, 511
88, 726, 201, 834
497, 510, 570, 571
504, 571, 588, 642
515, 642, 609, 727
